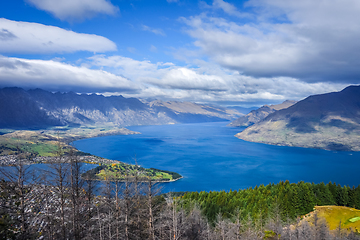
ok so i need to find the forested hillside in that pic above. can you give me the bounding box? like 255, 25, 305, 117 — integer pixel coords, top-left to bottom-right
179, 181, 360, 224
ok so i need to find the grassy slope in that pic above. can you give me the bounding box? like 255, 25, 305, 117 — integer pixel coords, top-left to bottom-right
304, 206, 360, 233
0, 126, 139, 156
0, 132, 68, 156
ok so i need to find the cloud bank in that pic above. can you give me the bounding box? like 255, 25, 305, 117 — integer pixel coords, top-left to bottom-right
182, 0, 360, 83
27, 0, 119, 22
0, 54, 346, 105
0, 18, 117, 54
0, 56, 138, 93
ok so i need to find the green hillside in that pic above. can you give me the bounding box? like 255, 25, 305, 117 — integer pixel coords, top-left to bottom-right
82, 162, 182, 182
304, 206, 360, 233
178, 181, 360, 224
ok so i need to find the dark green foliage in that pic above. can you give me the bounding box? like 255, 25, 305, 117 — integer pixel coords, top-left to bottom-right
81, 164, 106, 179
178, 181, 360, 224
74, 151, 92, 156
312, 182, 336, 206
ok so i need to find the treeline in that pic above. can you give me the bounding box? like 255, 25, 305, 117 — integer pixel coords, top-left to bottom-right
1, 153, 360, 239
179, 180, 360, 224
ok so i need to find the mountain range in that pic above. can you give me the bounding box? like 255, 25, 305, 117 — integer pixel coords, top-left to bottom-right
228, 100, 297, 127
0, 87, 241, 129
236, 85, 360, 151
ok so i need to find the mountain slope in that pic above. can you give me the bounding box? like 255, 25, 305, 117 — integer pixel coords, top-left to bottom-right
228, 100, 296, 127
0, 88, 62, 128
149, 100, 240, 123
0, 87, 241, 129
236, 86, 360, 151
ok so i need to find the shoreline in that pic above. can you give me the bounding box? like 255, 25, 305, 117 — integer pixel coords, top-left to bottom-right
0, 125, 187, 182
82, 176, 184, 183
1, 154, 184, 183
70, 127, 184, 183
235, 134, 359, 152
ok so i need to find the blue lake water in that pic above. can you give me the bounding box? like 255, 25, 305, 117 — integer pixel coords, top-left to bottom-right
73, 122, 360, 193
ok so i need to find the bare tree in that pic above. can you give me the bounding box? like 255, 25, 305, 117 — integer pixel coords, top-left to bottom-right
47, 158, 69, 239
68, 150, 85, 239
0, 152, 39, 239
146, 176, 156, 240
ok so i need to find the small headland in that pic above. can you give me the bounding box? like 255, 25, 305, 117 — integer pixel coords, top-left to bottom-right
82, 162, 183, 182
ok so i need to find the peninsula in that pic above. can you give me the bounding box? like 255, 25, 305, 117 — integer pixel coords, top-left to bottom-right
82, 162, 183, 182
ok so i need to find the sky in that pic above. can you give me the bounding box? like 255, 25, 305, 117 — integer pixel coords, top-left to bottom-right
0, 0, 359, 106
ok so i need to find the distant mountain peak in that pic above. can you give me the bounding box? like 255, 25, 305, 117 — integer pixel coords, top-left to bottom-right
228, 100, 297, 127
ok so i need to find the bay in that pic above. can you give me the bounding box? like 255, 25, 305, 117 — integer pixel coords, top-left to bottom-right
73, 122, 360, 193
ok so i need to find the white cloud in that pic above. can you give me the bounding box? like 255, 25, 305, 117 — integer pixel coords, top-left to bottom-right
0, 56, 139, 93
211, 0, 249, 18
27, 0, 119, 22
88, 55, 227, 93
86, 55, 346, 104
213, 0, 237, 14
88, 55, 173, 84
181, 0, 360, 83
150, 45, 157, 52
127, 78, 345, 106
0, 53, 348, 105
150, 68, 228, 91
200, 0, 252, 18
0, 18, 117, 54
141, 25, 166, 36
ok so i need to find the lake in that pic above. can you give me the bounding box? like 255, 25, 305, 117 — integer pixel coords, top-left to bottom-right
73, 122, 360, 193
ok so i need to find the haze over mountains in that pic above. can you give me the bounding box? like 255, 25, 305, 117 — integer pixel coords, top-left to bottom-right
228, 100, 297, 127
236, 85, 360, 151
0, 87, 241, 129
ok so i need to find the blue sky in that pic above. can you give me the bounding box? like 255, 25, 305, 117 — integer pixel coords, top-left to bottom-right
0, 0, 359, 106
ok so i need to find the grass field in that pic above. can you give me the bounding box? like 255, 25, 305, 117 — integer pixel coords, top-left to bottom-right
0, 135, 67, 157
304, 206, 360, 234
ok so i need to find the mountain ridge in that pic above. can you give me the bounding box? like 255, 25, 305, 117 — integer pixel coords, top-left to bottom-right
228, 100, 297, 127
236, 85, 360, 151
0, 87, 241, 129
